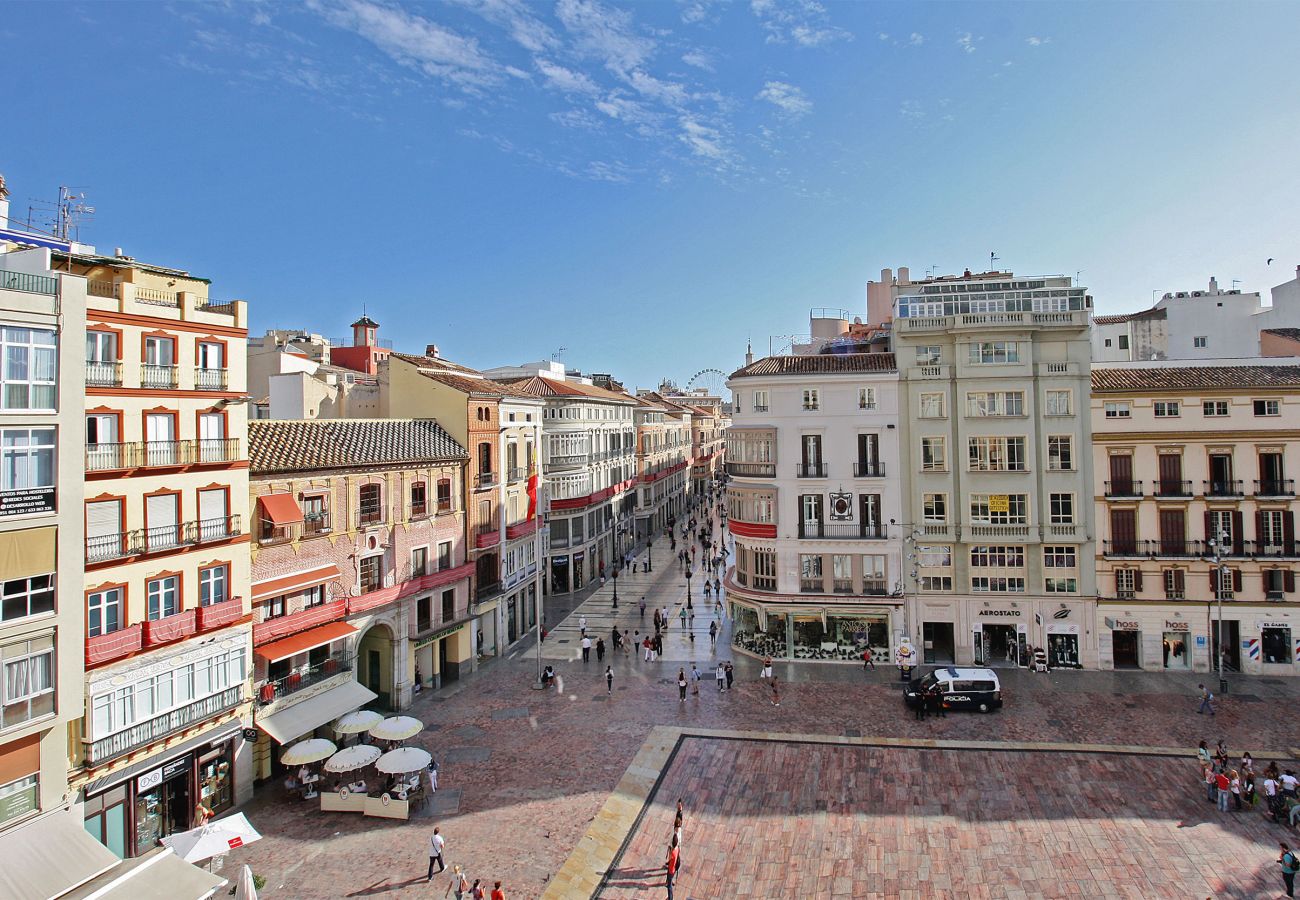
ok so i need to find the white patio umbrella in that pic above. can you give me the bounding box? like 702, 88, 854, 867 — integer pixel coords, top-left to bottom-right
368, 715, 423, 742
161, 812, 261, 863
323, 744, 381, 773
234, 863, 259, 900
333, 709, 383, 734
376, 746, 432, 774
280, 738, 336, 766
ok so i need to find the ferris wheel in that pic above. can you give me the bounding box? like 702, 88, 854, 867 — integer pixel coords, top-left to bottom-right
686, 368, 730, 402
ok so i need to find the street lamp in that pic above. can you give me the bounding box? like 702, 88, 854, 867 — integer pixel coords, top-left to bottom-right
612, 564, 619, 609
1209, 530, 1229, 694
685, 566, 693, 605
646, 535, 654, 572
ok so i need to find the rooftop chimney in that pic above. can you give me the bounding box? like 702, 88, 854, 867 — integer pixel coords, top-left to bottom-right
425, 344, 440, 358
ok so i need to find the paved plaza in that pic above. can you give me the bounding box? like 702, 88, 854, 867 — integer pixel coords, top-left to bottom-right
228, 518, 1300, 899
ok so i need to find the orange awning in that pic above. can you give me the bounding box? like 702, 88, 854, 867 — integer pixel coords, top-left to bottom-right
256, 621, 356, 662
259, 492, 304, 525
252, 563, 341, 602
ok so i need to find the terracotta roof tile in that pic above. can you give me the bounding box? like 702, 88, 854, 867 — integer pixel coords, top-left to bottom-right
1263, 328, 1300, 341
1091, 365, 1300, 392
1091, 308, 1166, 325
390, 353, 539, 398
250, 419, 467, 474
730, 352, 897, 378
502, 375, 635, 403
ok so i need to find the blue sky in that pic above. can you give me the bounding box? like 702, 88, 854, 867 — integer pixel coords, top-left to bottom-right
4, 1, 1298, 392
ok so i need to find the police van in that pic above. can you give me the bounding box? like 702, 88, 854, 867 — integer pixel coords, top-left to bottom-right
904, 667, 1003, 713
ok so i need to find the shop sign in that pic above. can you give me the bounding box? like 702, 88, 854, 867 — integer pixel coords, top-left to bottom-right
1163, 621, 1191, 632
1046, 622, 1080, 635
162, 755, 192, 781
1256, 620, 1293, 631
1196, 635, 1208, 647
1052, 608, 1071, 620
1108, 619, 1140, 631
979, 609, 1021, 618
138, 768, 164, 792
551, 555, 569, 565
0, 775, 38, 824
987, 495, 1009, 513
413, 623, 463, 650
0, 487, 56, 517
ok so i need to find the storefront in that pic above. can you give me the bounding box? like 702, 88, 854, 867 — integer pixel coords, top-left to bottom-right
1107, 617, 1142, 669
730, 603, 786, 659
1162, 619, 1192, 670
412, 622, 471, 689
729, 598, 896, 663
1046, 621, 1082, 668
1256, 618, 1298, 669
972, 611, 1027, 668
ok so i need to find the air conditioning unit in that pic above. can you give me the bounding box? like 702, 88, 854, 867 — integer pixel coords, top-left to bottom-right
1175, 292, 1188, 298
1192, 291, 1203, 297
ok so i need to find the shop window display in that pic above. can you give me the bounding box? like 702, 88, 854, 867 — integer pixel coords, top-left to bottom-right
730, 606, 788, 659
1261, 627, 1292, 665
791, 615, 889, 661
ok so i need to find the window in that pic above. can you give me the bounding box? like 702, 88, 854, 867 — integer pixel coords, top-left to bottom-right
359, 483, 382, 525
1, 575, 54, 623
199, 565, 227, 606
752, 548, 776, 591
1262, 627, 1293, 663
1104, 402, 1131, 419
87, 587, 122, 637
0, 326, 57, 411
143, 336, 174, 366
1104, 338, 1112, 348
966, 391, 1024, 417
1049, 493, 1075, 525
920, 436, 946, 472
915, 345, 941, 365
1153, 401, 1180, 418
862, 555, 886, 594
970, 546, 1025, 568
1116, 334, 1129, 350
266, 595, 286, 619
967, 341, 1019, 364
918, 545, 952, 567
799, 554, 823, 592
922, 493, 947, 523
1045, 577, 1077, 593
438, 540, 453, 570
1254, 399, 1280, 417
968, 436, 1026, 472
1214, 567, 1236, 599
86, 330, 117, 362
1045, 390, 1072, 416
442, 589, 455, 622
477, 442, 492, 474
752, 390, 769, 411
197, 341, 224, 369
1043, 546, 1077, 568
411, 547, 428, 577
1264, 568, 1286, 599
971, 576, 1025, 592
436, 478, 452, 512
1047, 436, 1073, 471
410, 482, 427, 517
919, 393, 945, 418
1, 635, 55, 728
1193, 336, 1207, 349
1203, 400, 1229, 417
304, 584, 326, 608
360, 556, 383, 593
833, 554, 853, 593
1, 427, 56, 495
969, 493, 1028, 525
858, 387, 876, 410
1164, 568, 1185, 600
919, 575, 952, 592
1260, 510, 1286, 548
801, 389, 819, 411
147, 576, 179, 620
1115, 568, 1136, 599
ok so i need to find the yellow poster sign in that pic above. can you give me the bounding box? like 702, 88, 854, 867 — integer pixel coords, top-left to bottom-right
988, 494, 1009, 513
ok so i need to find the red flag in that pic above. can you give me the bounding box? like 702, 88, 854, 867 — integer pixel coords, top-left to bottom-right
526, 473, 538, 520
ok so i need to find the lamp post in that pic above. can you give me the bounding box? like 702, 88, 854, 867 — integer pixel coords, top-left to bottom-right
1209, 530, 1228, 694
685, 566, 693, 605
612, 564, 619, 609
646, 536, 653, 572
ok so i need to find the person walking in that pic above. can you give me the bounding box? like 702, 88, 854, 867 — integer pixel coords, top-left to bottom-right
1280, 843, 1298, 898
769, 675, 781, 707
490, 881, 506, 900
677, 668, 688, 702
640, 598, 646, 620
715, 662, 726, 692
579, 615, 587, 636
690, 664, 701, 696
1196, 682, 1215, 715
445, 866, 470, 900
709, 620, 718, 647
643, 636, 653, 662
606, 665, 614, 695
664, 835, 680, 900
427, 826, 447, 879
862, 647, 875, 671
673, 799, 685, 873
724, 661, 734, 691
679, 606, 687, 629
596, 638, 606, 663
581, 635, 591, 664
469, 880, 485, 900
760, 657, 773, 679
623, 629, 631, 655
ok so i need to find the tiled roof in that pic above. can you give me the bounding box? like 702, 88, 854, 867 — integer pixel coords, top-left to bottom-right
730, 352, 897, 378
390, 353, 539, 398
249, 419, 467, 473
1263, 328, 1300, 341
1091, 365, 1300, 392
1092, 307, 1166, 325
503, 375, 635, 403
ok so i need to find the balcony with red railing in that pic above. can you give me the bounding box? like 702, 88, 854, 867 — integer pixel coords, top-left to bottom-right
253, 597, 348, 647
196, 595, 244, 632
506, 518, 537, 540
85, 625, 143, 667
475, 524, 500, 548
142, 609, 197, 647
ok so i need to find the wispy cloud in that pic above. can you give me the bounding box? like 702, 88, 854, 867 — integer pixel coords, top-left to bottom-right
679, 0, 720, 25
535, 57, 600, 95
1026, 35, 1051, 46
750, 0, 851, 48
679, 117, 733, 163
556, 0, 655, 75
899, 99, 924, 120
908, 32, 924, 46
956, 32, 977, 54
681, 48, 714, 71
449, 0, 560, 54
757, 80, 811, 117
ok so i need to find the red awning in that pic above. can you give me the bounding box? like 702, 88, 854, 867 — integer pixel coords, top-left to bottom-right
256, 621, 356, 662
259, 493, 304, 525
252, 563, 341, 602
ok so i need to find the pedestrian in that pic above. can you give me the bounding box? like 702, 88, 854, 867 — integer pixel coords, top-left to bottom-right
1284, 769, 1300, 798
490, 881, 505, 900
914, 689, 928, 720
690, 664, 701, 696
579, 615, 587, 636
1216, 769, 1231, 812
606, 665, 614, 695
661, 607, 668, 626
640, 598, 646, 620
596, 638, 606, 662
1205, 765, 1219, 803
862, 647, 875, 671
703, 580, 712, 600
673, 799, 684, 871
445, 865, 470, 900
1214, 740, 1229, 770
1196, 682, 1215, 715
469, 880, 485, 900
1245, 771, 1258, 807
1231, 769, 1242, 810
427, 826, 447, 880
716, 663, 726, 692
665, 835, 680, 900
1281, 843, 1298, 898
677, 668, 688, 702
769, 675, 780, 707
623, 629, 631, 655
643, 636, 653, 662
928, 685, 946, 718
581, 635, 591, 664
679, 606, 687, 629
1242, 751, 1255, 774
1196, 739, 1211, 767
1264, 772, 1282, 819
654, 632, 663, 658
724, 661, 734, 691
713, 577, 720, 595
709, 620, 718, 647
760, 657, 772, 679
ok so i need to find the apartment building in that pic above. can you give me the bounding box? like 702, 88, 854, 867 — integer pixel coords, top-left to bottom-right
384, 351, 544, 653
57, 249, 254, 859
724, 351, 905, 663
247, 419, 472, 780
882, 267, 1097, 668
1092, 361, 1300, 675
632, 395, 691, 543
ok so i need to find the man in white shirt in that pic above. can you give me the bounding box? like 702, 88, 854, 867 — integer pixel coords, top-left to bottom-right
1282, 770, 1299, 797
427, 826, 446, 880
581, 635, 592, 663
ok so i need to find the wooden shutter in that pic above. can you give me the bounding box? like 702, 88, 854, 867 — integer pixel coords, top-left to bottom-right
1133, 569, 1144, 591
1109, 455, 1133, 492
1203, 511, 1213, 543
1110, 509, 1136, 552
1232, 569, 1243, 592
1160, 509, 1185, 554
1209, 571, 1218, 593
1285, 569, 1295, 593
1257, 510, 1266, 544
1232, 512, 1244, 555
1158, 453, 1182, 488
1285, 512, 1296, 554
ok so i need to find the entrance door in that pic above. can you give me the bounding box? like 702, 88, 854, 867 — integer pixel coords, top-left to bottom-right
982, 625, 1019, 666
923, 622, 954, 664
1210, 619, 1241, 671
972, 629, 985, 665
1112, 630, 1141, 668
367, 649, 381, 693
1108, 454, 1134, 495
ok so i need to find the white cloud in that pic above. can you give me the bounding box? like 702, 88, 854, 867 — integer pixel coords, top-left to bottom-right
1026, 35, 1050, 46
757, 80, 811, 117
1003, 60, 1012, 67
679, 117, 731, 162
535, 58, 600, 95
899, 99, 924, 120
681, 48, 714, 71
680, 0, 719, 24
908, 32, 924, 46
751, 0, 851, 47
627, 69, 689, 107
956, 32, 976, 54
556, 0, 655, 75
877, 32, 889, 41
251, 8, 272, 27
451, 0, 560, 53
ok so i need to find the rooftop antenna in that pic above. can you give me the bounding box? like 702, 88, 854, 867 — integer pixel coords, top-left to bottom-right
551, 346, 567, 362
25, 186, 94, 242
1231, 279, 1242, 290
1075, 270, 1082, 285
926, 264, 939, 278
989, 251, 1000, 270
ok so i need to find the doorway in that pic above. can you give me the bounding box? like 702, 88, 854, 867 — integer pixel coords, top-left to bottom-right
357, 624, 393, 709
1210, 619, 1241, 672
1112, 630, 1141, 668
979, 624, 1020, 666
922, 622, 955, 664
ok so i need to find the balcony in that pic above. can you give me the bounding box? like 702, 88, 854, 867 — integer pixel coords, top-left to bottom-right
303, 514, 331, 537
1256, 542, 1298, 559
967, 524, 1031, 539
1204, 479, 1243, 498
797, 522, 886, 540
357, 508, 385, 528
1256, 479, 1295, 498
143, 609, 197, 647
86, 360, 122, 387
85, 438, 241, 472
87, 685, 242, 766
1153, 480, 1193, 498
1145, 539, 1201, 558
196, 595, 244, 631
853, 462, 886, 478
918, 523, 953, 539
194, 367, 229, 390
752, 404, 770, 412
141, 364, 179, 389
725, 462, 776, 478
1102, 540, 1143, 558
85, 515, 242, 563
507, 467, 527, 483
475, 580, 502, 602
257, 653, 351, 705
85, 625, 143, 667
0, 269, 58, 295
1104, 480, 1144, 499
796, 464, 827, 478
546, 453, 587, 470
254, 597, 348, 646
506, 518, 537, 540
475, 525, 500, 548
1046, 524, 1082, 539
474, 472, 498, 490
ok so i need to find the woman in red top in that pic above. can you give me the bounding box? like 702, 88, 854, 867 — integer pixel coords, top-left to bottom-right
490, 881, 505, 900
665, 835, 680, 900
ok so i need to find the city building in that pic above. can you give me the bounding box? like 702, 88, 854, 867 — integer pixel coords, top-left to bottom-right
881, 267, 1098, 668
1092, 360, 1300, 675
246, 418, 472, 780
56, 248, 254, 858
631, 395, 691, 543
724, 344, 906, 664
383, 350, 544, 652
1091, 270, 1300, 362
246, 328, 380, 420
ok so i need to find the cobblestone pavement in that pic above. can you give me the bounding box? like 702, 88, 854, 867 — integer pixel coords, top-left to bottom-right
601, 736, 1289, 900
229, 509, 1300, 898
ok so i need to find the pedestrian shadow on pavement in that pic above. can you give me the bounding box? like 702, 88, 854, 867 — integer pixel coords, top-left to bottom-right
345, 875, 429, 896
600, 866, 665, 890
